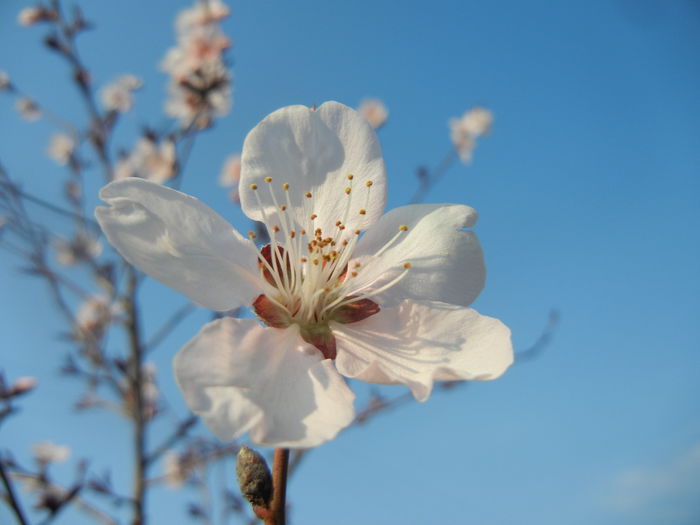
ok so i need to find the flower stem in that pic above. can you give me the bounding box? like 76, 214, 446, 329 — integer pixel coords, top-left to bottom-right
268, 448, 289, 525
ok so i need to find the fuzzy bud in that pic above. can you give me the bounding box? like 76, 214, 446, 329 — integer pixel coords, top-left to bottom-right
235, 446, 272, 508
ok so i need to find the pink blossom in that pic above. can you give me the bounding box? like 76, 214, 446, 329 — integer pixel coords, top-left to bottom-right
449, 107, 493, 163
358, 98, 388, 129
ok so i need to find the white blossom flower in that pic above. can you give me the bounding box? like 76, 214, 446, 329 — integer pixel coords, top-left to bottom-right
100, 74, 142, 112
75, 294, 121, 340
16, 97, 41, 121
18, 7, 48, 27
54, 232, 102, 266
449, 106, 493, 163
114, 137, 177, 184
31, 441, 70, 464
47, 133, 75, 165
358, 98, 388, 129
96, 101, 513, 448
162, 0, 232, 128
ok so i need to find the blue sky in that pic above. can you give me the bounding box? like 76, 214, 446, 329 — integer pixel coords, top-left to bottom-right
1, 0, 699, 524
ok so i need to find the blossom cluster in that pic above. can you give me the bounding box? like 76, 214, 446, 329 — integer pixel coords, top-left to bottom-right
449, 106, 493, 163
161, 0, 232, 129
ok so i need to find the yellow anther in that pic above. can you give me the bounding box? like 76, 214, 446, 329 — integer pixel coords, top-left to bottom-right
359, 209, 366, 215
354, 229, 361, 235
351, 271, 358, 277
305, 192, 312, 198
273, 225, 280, 233
342, 240, 349, 246
354, 263, 361, 268
345, 187, 351, 195
279, 205, 287, 211
301, 257, 307, 263
365, 181, 373, 187
335, 220, 342, 227
399, 225, 409, 231
347, 174, 354, 180
339, 225, 345, 230
310, 214, 317, 220
282, 183, 289, 190
313, 259, 319, 265
249, 184, 258, 190
290, 231, 296, 239
264, 177, 272, 183
300, 229, 306, 235
403, 262, 412, 269
248, 231, 256, 239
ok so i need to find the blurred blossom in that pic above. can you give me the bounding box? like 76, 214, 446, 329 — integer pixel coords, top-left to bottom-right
162, 0, 232, 128
54, 232, 102, 266
47, 133, 76, 166
31, 441, 71, 464
163, 450, 192, 489
17, 6, 53, 27
219, 154, 241, 203
176, 0, 229, 32
0, 71, 11, 91
100, 74, 142, 112
115, 136, 177, 183
11, 376, 38, 396
16, 97, 41, 121
75, 294, 121, 341
449, 106, 493, 163
358, 98, 388, 129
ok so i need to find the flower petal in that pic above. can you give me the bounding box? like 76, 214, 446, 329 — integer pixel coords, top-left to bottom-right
174, 318, 356, 448
239, 101, 386, 238
351, 204, 485, 307
332, 300, 513, 402
96, 178, 261, 311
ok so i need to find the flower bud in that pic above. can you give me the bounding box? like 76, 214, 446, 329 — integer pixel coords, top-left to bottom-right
11, 376, 38, 396
235, 446, 272, 507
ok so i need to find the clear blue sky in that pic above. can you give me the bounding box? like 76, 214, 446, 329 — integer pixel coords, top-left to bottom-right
1, 0, 699, 524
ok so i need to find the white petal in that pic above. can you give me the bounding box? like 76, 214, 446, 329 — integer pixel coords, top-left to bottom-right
96, 179, 261, 311
239, 101, 386, 238
332, 300, 513, 402
174, 318, 355, 448
351, 204, 485, 307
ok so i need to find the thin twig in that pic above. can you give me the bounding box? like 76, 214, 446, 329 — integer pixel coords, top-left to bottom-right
124, 268, 147, 525
409, 148, 458, 204
145, 302, 197, 353
0, 460, 29, 525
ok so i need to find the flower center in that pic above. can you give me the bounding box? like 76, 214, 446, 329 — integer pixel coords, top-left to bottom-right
248, 175, 411, 359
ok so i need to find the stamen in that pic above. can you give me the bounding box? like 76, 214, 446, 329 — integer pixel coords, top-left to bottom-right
282, 183, 289, 190
249, 184, 258, 190
264, 176, 272, 183
344, 187, 351, 195
305, 192, 312, 198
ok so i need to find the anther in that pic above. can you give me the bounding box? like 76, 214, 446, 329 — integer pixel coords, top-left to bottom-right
300, 229, 306, 235
290, 231, 296, 239
249, 184, 258, 190
399, 225, 409, 231
365, 181, 373, 187
351, 271, 358, 277
335, 220, 342, 227
273, 225, 280, 233
248, 231, 256, 239
264, 177, 272, 183
305, 192, 312, 198
279, 205, 287, 211
359, 209, 366, 215
347, 174, 354, 180
342, 240, 349, 246
344, 187, 351, 195
354, 263, 361, 268
310, 214, 317, 220
339, 225, 345, 230
282, 183, 289, 190
354, 229, 361, 235
300, 257, 307, 263
403, 262, 412, 269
